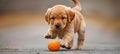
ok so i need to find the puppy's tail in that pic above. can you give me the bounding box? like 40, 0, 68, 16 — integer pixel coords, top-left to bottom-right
72, 0, 82, 11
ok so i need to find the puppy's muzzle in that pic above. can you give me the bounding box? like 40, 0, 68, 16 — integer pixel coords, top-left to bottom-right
55, 23, 61, 29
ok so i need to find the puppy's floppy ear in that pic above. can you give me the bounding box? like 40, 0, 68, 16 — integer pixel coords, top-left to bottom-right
66, 8, 75, 23
45, 8, 52, 24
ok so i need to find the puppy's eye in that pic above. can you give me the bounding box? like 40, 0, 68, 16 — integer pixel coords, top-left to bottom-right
51, 17, 55, 20
61, 16, 65, 20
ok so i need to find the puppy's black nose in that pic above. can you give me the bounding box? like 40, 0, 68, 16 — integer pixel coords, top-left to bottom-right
55, 24, 60, 29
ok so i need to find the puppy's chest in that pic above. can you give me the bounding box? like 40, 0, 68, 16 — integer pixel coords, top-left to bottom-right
56, 31, 65, 39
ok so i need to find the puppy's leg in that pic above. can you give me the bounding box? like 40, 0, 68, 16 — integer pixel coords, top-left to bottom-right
76, 31, 85, 50
60, 32, 74, 49
45, 29, 57, 39
66, 39, 73, 49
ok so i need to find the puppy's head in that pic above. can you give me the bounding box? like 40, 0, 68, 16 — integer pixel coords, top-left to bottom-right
45, 5, 75, 30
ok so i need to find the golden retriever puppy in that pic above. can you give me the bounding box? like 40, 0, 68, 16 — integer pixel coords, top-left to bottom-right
44, 0, 86, 49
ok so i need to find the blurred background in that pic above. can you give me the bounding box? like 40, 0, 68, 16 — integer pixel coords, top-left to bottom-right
0, 0, 120, 50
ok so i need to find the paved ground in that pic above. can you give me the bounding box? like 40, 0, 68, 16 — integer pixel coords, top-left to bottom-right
0, 14, 120, 54
0, 49, 120, 54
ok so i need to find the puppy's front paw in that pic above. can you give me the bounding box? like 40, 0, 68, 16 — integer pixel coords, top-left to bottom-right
44, 34, 51, 39
60, 40, 71, 49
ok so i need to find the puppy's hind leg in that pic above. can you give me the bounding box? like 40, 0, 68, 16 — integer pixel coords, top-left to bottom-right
76, 30, 85, 50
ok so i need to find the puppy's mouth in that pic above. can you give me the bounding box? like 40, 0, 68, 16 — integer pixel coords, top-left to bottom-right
55, 28, 61, 30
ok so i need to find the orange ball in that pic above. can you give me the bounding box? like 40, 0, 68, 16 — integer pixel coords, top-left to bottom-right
48, 40, 60, 51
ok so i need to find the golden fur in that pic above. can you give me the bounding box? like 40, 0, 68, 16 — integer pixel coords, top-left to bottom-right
44, 0, 86, 49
